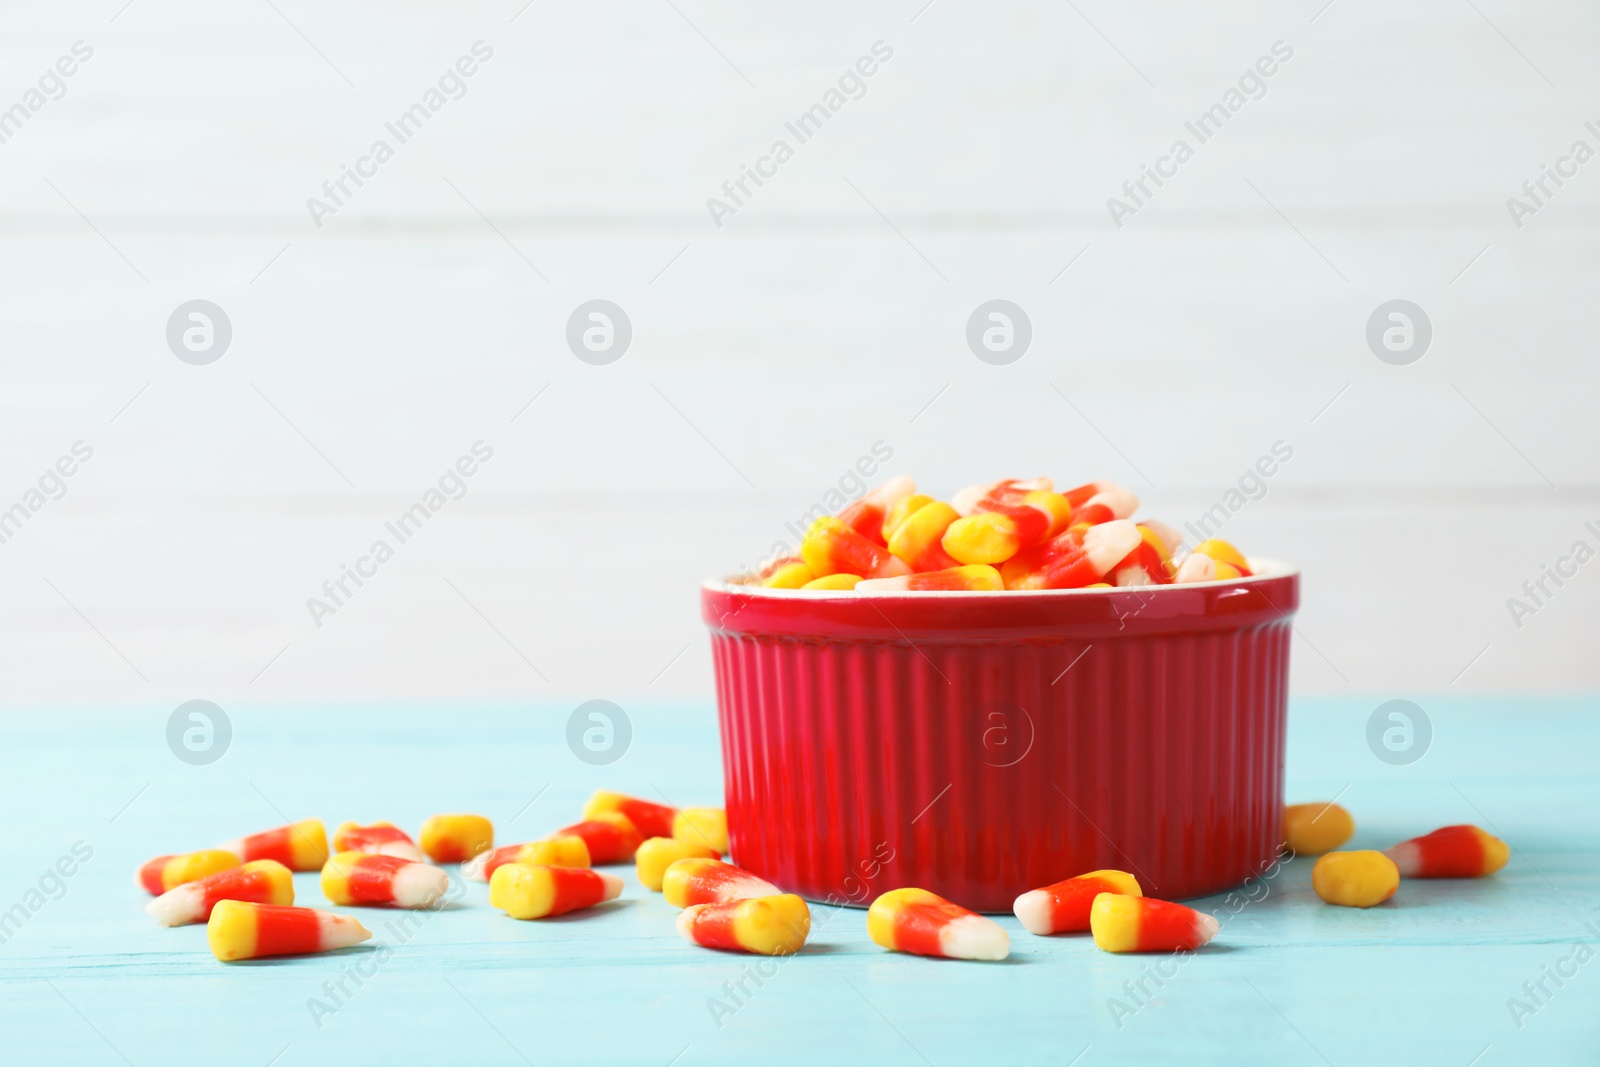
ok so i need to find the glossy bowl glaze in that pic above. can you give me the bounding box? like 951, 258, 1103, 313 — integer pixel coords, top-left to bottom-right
701, 561, 1298, 912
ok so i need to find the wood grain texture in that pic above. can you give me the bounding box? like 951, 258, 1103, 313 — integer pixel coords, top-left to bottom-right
1, 2, 1596, 697
0, 697, 1595, 1065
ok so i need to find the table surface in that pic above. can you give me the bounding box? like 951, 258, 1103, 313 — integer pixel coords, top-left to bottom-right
2, 696, 1596, 1066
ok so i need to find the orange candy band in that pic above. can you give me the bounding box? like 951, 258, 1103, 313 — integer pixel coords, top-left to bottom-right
1012, 870, 1142, 935
555, 814, 643, 864
146, 860, 293, 927
583, 791, 678, 841
217, 819, 329, 872
1089, 894, 1219, 952
1385, 825, 1509, 878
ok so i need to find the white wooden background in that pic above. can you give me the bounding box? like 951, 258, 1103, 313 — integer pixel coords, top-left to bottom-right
1, 1, 1596, 708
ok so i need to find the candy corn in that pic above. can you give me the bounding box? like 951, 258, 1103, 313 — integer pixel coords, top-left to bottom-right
1062, 481, 1137, 526
332, 821, 424, 862
885, 501, 962, 572
1283, 802, 1355, 855
738, 476, 1263, 597
867, 888, 1010, 961
672, 807, 728, 855
582, 791, 677, 841
320, 852, 450, 909
951, 478, 1053, 516
461, 836, 591, 882
762, 560, 813, 589
835, 475, 916, 545
217, 819, 328, 872
1173, 553, 1217, 583
802, 516, 912, 580
1012, 870, 1142, 936
637, 837, 720, 891
1312, 851, 1400, 908
882, 493, 935, 541
208, 901, 370, 962
678, 894, 811, 956
489, 864, 623, 920
1089, 894, 1219, 953
943, 493, 1070, 565
1000, 521, 1142, 590
419, 814, 493, 863
802, 573, 862, 590
137, 850, 240, 895
1192, 539, 1253, 577
146, 860, 293, 927
1385, 825, 1510, 878
1111, 524, 1176, 587
556, 812, 644, 864
662, 859, 780, 907
856, 564, 1003, 593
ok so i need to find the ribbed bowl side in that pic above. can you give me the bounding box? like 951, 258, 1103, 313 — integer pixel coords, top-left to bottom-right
713, 621, 1292, 912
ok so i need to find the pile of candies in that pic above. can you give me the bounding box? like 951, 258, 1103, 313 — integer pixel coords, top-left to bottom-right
749, 476, 1256, 592
138, 790, 1509, 963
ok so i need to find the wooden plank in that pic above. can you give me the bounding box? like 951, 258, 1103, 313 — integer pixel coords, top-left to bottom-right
0, 698, 1595, 1064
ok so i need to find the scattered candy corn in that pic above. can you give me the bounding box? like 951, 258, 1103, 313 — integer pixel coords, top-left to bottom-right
662, 859, 779, 907
216, 819, 328, 872
320, 852, 450, 909
146, 860, 293, 927
1312, 851, 1400, 908
554, 813, 643, 864
678, 894, 811, 956
332, 821, 424, 862
1283, 802, 1356, 855
489, 864, 623, 920
867, 887, 1010, 961
582, 791, 677, 841
637, 837, 720, 892
461, 837, 591, 882
207, 900, 370, 962
419, 814, 493, 864
1089, 894, 1219, 953
672, 807, 728, 855
137, 850, 240, 895
1385, 825, 1510, 878
1013, 870, 1141, 936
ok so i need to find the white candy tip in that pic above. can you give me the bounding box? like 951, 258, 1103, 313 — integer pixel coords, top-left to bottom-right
675, 905, 703, 942
1141, 519, 1183, 553
871, 475, 917, 504
1194, 912, 1221, 945
393, 863, 451, 908
460, 853, 490, 881
950, 482, 995, 516
598, 872, 625, 902
144, 887, 198, 927
1084, 520, 1141, 569
1384, 843, 1419, 877
1174, 553, 1216, 584
379, 843, 426, 863
1012, 890, 1054, 936
321, 914, 373, 950
940, 914, 1011, 961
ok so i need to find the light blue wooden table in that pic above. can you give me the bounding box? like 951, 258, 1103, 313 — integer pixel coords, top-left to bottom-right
2, 697, 1596, 1066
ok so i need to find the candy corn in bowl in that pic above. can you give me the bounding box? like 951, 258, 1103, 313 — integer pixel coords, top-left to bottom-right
701, 476, 1298, 912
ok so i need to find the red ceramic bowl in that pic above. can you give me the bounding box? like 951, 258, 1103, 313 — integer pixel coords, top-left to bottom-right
702, 561, 1298, 913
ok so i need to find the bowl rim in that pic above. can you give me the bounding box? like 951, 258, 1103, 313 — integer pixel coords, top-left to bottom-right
704, 556, 1298, 598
